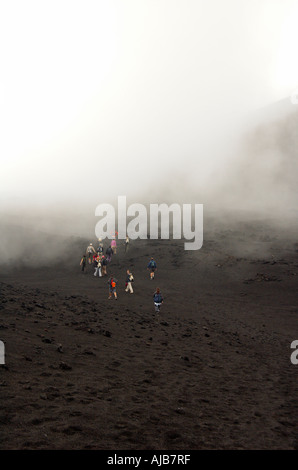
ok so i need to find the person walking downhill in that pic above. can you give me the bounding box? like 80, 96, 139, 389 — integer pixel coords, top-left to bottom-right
125, 235, 129, 253
101, 255, 108, 276
108, 275, 118, 300
106, 245, 113, 263
80, 254, 87, 273
111, 237, 117, 254
97, 238, 104, 257
94, 255, 102, 277
86, 243, 96, 264
92, 252, 98, 266
125, 269, 134, 294
147, 257, 157, 280
153, 287, 163, 313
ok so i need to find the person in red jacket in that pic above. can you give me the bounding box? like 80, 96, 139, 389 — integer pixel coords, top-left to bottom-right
108, 275, 118, 300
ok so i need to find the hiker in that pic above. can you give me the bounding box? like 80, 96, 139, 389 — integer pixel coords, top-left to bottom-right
106, 245, 113, 263
101, 255, 108, 276
97, 238, 104, 256
108, 275, 118, 300
125, 269, 134, 294
86, 243, 96, 264
125, 235, 129, 253
80, 254, 87, 272
94, 256, 102, 277
147, 257, 157, 280
153, 287, 163, 313
111, 237, 117, 254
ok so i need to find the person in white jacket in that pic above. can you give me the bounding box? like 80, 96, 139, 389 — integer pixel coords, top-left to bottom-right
93, 256, 102, 277
125, 269, 134, 294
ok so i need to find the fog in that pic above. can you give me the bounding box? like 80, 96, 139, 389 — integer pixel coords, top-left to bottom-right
1, 0, 298, 261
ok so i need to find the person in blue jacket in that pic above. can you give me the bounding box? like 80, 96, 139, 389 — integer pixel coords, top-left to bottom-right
147, 257, 157, 280
153, 288, 163, 313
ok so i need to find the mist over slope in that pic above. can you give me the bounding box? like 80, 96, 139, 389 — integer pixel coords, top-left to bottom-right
135, 101, 298, 217
212, 105, 298, 214
1, 100, 297, 267
0, 223, 85, 267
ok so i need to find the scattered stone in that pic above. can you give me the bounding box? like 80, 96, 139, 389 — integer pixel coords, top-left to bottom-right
180, 356, 189, 361
59, 362, 72, 371
82, 349, 96, 356
175, 407, 186, 415
23, 356, 32, 362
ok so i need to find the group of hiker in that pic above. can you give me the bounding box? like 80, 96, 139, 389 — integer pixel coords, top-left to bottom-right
79, 237, 164, 313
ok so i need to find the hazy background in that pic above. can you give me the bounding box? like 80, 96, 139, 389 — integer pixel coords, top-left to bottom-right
0, 0, 298, 246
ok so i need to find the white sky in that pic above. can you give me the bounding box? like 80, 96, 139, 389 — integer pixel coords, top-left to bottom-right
1, 0, 298, 209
